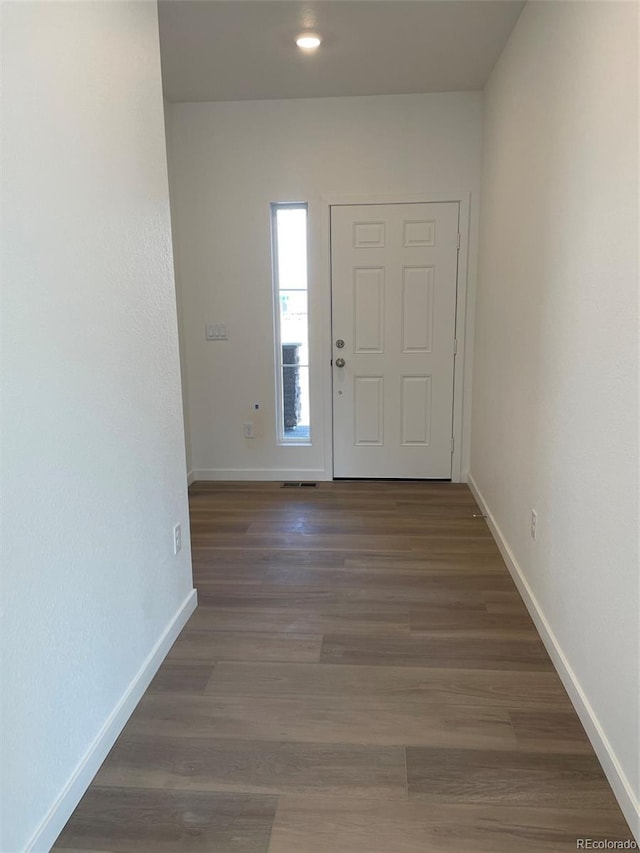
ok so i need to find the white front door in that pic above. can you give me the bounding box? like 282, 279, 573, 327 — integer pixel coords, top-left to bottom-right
331, 202, 459, 479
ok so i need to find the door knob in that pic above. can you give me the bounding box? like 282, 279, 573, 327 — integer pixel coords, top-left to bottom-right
335, 357, 346, 368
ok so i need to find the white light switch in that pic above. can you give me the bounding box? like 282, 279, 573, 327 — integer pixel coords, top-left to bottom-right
206, 323, 228, 341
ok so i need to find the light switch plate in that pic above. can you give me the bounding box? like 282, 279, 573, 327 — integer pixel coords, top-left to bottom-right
206, 323, 228, 340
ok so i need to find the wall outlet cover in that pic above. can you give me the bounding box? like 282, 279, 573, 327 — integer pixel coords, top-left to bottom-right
173, 523, 182, 555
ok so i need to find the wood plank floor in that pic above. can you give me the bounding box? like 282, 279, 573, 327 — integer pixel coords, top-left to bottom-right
54, 481, 633, 852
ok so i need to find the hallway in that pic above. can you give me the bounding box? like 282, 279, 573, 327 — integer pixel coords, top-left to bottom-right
54, 481, 632, 851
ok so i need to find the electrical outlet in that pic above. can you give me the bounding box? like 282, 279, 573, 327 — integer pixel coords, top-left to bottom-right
530, 510, 537, 540
243, 422, 255, 439
173, 523, 182, 555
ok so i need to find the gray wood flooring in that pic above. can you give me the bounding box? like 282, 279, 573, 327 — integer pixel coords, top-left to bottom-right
53, 481, 633, 851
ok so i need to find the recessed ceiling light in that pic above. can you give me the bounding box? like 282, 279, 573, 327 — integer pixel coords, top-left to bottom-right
296, 33, 321, 51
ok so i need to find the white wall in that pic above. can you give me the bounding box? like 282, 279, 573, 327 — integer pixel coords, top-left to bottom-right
470, 0, 639, 835
164, 98, 193, 476
1, 3, 195, 850
166, 93, 482, 480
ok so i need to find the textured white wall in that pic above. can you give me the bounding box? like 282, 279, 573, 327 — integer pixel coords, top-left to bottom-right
164, 99, 193, 475
1, 3, 194, 850
471, 0, 639, 829
167, 93, 482, 479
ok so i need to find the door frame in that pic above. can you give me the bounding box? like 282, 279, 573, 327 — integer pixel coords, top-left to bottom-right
319, 191, 471, 483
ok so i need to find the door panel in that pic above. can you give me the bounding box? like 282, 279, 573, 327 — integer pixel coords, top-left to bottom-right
401, 376, 432, 446
354, 268, 385, 352
354, 376, 384, 445
402, 266, 434, 352
331, 202, 459, 479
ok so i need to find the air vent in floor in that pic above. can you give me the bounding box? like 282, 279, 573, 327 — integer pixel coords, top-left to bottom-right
281, 482, 318, 488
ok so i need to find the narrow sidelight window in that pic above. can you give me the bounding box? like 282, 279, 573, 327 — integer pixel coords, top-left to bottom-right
271, 203, 311, 444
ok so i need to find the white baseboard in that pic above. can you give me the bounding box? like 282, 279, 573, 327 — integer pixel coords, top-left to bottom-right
191, 468, 328, 482
187, 469, 195, 485
25, 588, 198, 853
467, 473, 639, 841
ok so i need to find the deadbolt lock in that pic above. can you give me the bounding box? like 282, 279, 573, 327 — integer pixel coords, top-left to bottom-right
335, 339, 345, 349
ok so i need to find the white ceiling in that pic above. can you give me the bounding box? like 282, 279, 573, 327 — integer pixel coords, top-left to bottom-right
158, 1, 525, 103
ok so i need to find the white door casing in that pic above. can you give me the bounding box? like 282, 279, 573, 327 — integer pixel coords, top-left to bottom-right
331, 202, 459, 479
